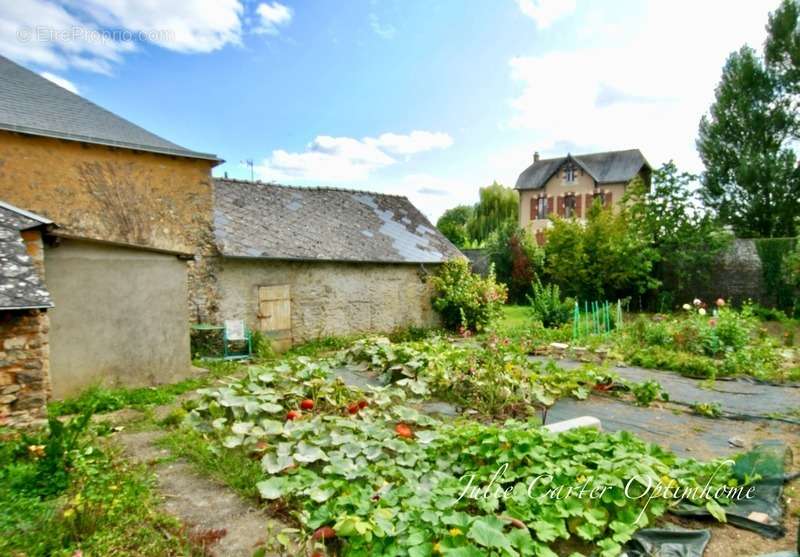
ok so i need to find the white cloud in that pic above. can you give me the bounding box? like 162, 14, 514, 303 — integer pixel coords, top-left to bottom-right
39, 71, 78, 93
516, 0, 576, 29
507, 0, 782, 172
0, 0, 133, 74
383, 173, 476, 222
72, 0, 244, 53
255, 2, 292, 36
367, 131, 453, 155
256, 131, 454, 183
0, 0, 247, 73
369, 13, 396, 39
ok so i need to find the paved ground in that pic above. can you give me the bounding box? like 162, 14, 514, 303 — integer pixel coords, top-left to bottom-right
117, 429, 288, 557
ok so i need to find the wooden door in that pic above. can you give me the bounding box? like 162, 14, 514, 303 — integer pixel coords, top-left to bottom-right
258, 285, 292, 351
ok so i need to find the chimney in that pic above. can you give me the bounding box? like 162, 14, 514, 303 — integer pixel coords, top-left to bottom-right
533, 151, 540, 163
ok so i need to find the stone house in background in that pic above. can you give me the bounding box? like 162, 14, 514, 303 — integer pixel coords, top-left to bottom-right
213, 179, 461, 348
0, 201, 53, 425
0, 55, 220, 400
515, 149, 651, 244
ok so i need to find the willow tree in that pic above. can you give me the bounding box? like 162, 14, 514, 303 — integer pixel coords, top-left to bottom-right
466, 182, 518, 245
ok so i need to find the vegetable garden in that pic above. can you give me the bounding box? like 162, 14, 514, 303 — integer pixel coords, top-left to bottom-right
181, 335, 747, 556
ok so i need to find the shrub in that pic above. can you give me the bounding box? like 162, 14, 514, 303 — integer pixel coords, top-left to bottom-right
485, 223, 544, 303
713, 306, 755, 353
544, 202, 659, 302
429, 258, 507, 332
527, 280, 573, 328
626, 347, 721, 379
756, 237, 796, 311
250, 330, 275, 361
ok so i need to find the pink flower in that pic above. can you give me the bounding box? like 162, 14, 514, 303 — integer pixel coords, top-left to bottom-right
709, 318, 717, 327
716, 298, 725, 307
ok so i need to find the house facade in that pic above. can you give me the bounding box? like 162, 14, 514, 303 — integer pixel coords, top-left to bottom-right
515, 149, 651, 244
0, 55, 220, 399
213, 179, 461, 348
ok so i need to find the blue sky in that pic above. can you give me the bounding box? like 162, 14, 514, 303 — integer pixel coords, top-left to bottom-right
1, 0, 782, 219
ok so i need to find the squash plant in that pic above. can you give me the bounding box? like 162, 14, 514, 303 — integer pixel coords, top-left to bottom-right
185, 341, 739, 557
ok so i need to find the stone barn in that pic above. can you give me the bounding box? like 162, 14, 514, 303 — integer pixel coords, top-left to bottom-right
213, 179, 462, 348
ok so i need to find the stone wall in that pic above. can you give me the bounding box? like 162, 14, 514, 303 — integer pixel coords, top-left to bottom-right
0, 226, 51, 425
666, 239, 774, 307
0, 310, 50, 426
217, 259, 440, 344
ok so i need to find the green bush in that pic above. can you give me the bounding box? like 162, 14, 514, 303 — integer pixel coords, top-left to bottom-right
526, 280, 573, 328
485, 223, 544, 303
544, 202, 659, 302
626, 346, 721, 379
756, 237, 795, 311
429, 258, 507, 332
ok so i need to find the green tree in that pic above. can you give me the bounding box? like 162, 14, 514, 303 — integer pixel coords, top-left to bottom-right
484, 222, 544, 303
625, 162, 731, 299
766, 0, 800, 103
466, 182, 518, 245
545, 202, 659, 302
436, 205, 473, 247
697, 42, 800, 237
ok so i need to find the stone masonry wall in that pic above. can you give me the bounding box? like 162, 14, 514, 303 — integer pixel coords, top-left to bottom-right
0, 227, 52, 425
0, 310, 50, 427
217, 259, 441, 344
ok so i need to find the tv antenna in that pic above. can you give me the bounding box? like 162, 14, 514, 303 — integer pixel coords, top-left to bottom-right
241, 159, 254, 181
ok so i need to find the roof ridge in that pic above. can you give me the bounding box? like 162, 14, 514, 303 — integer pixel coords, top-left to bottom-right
213, 177, 409, 199
573, 148, 642, 159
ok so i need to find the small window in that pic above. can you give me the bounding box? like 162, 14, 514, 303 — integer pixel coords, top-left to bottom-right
564, 195, 576, 218
563, 164, 576, 183
537, 197, 548, 219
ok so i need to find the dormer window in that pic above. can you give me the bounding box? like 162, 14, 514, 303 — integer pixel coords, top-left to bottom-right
563, 163, 577, 183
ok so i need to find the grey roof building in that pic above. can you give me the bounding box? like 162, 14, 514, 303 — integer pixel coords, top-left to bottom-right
214, 179, 461, 264
515, 149, 650, 190
0, 55, 218, 161
0, 201, 53, 310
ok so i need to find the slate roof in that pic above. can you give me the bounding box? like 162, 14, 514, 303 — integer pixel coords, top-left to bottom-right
213, 179, 462, 263
515, 149, 650, 190
0, 55, 219, 162
0, 201, 53, 310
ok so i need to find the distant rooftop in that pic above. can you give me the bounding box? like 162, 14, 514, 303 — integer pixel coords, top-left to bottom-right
515, 148, 650, 190
0, 55, 219, 162
213, 179, 462, 264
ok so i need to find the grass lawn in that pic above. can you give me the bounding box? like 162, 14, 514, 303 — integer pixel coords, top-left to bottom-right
499, 304, 531, 328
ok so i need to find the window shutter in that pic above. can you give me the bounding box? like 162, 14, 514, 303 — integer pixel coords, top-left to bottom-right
557, 196, 564, 217
585, 193, 593, 212
604, 191, 613, 208
575, 194, 582, 218
530, 197, 536, 220
547, 196, 554, 215
535, 230, 545, 246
